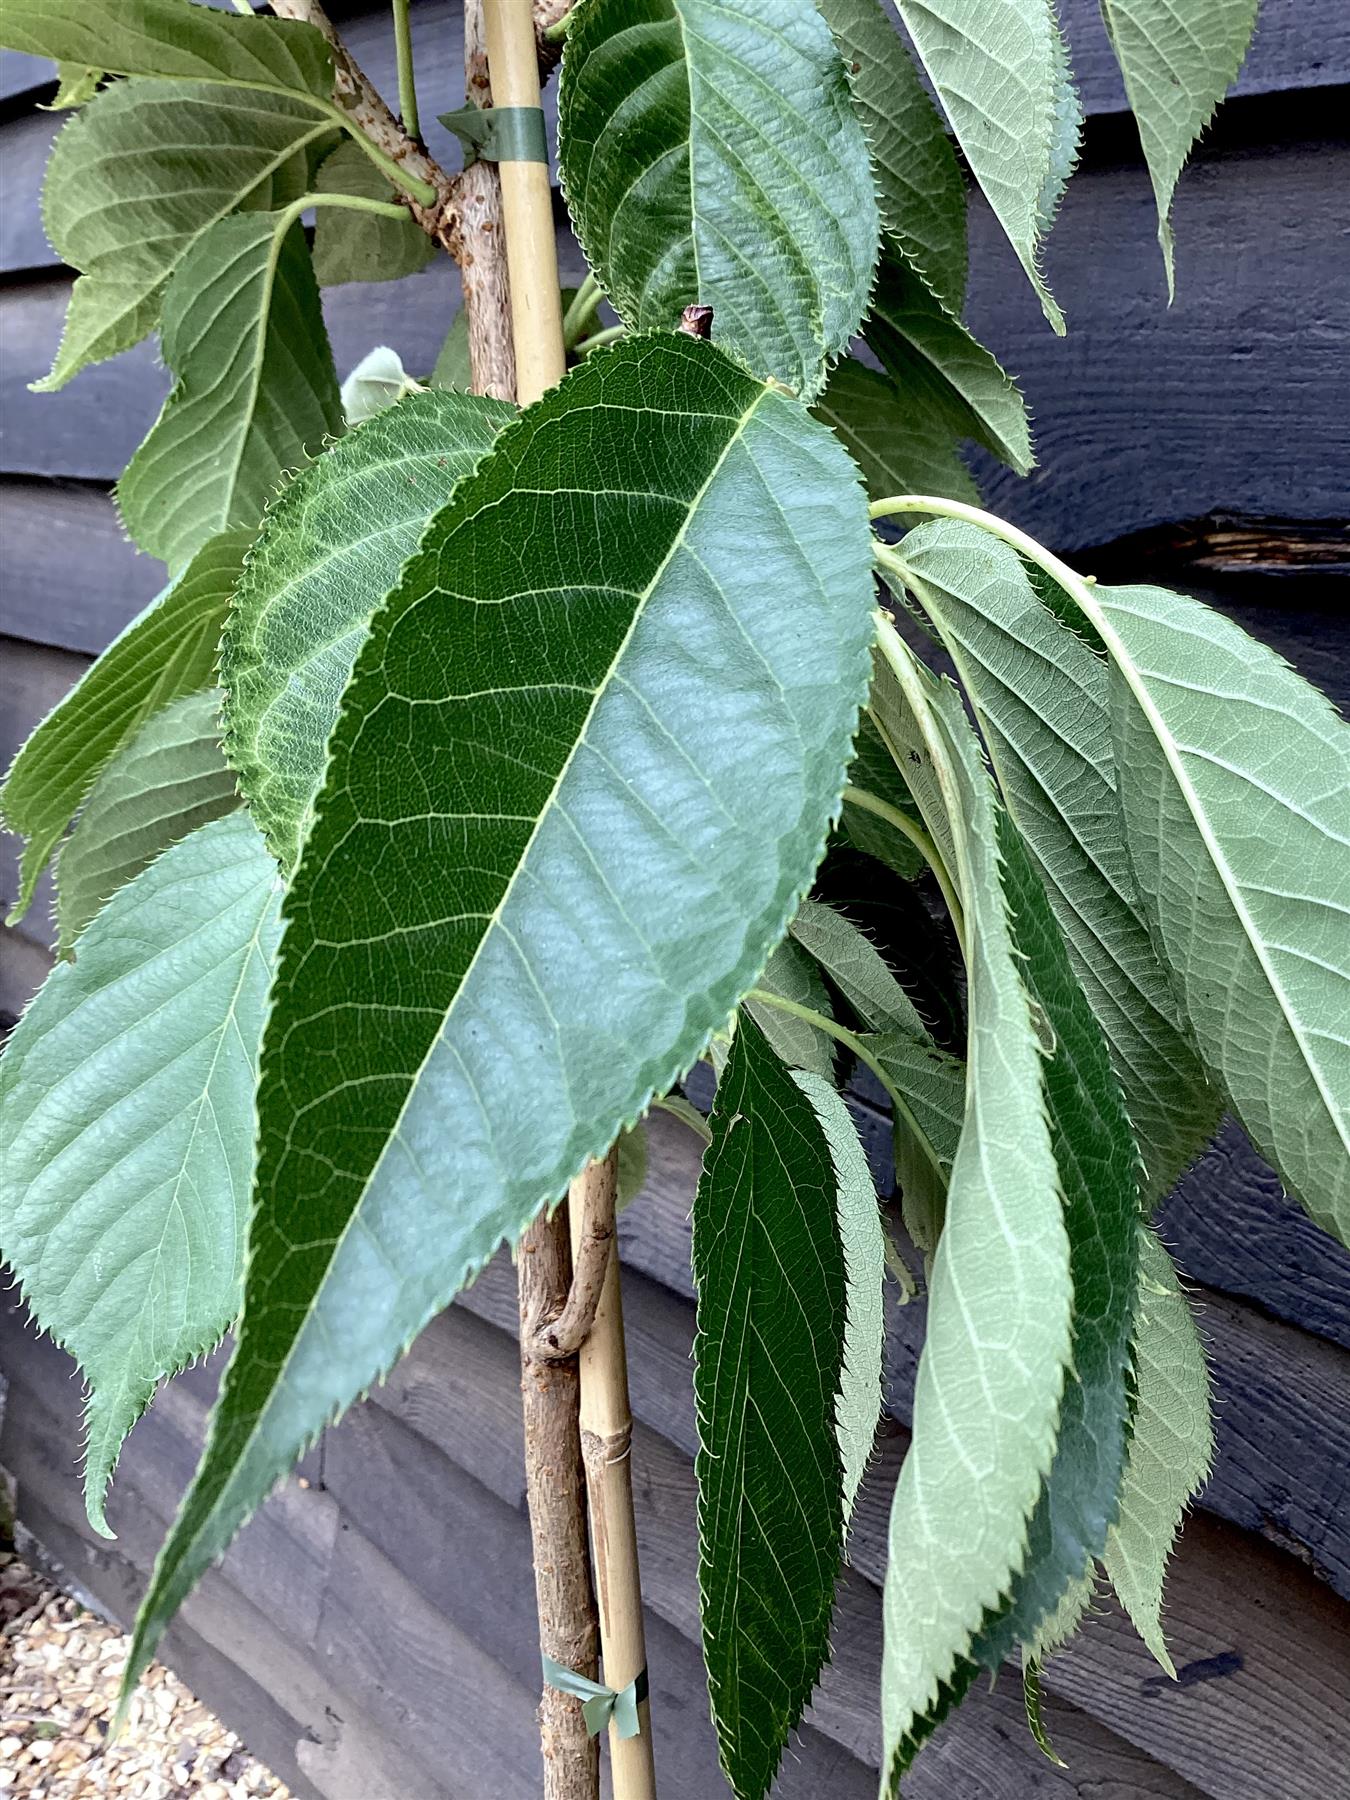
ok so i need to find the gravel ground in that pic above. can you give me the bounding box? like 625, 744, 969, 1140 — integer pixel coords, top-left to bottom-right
1, 1549, 291, 1800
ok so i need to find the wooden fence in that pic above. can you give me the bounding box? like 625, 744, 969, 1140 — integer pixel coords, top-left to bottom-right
2, 4, 1348, 1795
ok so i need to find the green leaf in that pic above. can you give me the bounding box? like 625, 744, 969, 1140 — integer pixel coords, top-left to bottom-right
795, 1069, 886, 1529
0, 811, 281, 1533
338, 345, 422, 423
899, 520, 1219, 1200
123, 334, 875, 1693
118, 209, 343, 570
221, 387, 514, 870
617, 1120, 649, 1206
1, 530, 248, 921
1104, 1224, 1213, 1674
693, 1016, 847, 1800
815, 0, 967, 311
1101, 0, 1259, 294
43, 62, 101, 107
744, 934, 838, 1080
790, 897, 928, 1041
1090, 582, 1350, 1245
966, 819, 1139, 1668
311, 137, 435, 286
893, 0, 1076, 331
56, 689, 239, 954
867, 248, 1033, 475
34, 78, 332, 392
871, 631, 1072, 1784
838, 713, 931, 882
430, 310, 471, 391
0, 0, 333, 100
812, 357, 979, 509
558, 0, 880, 399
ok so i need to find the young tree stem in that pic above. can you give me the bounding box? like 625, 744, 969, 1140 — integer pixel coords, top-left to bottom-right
457, 0, 518, 397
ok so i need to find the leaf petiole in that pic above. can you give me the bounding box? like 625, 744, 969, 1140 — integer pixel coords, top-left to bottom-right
561, 271, 603, 348
391, 0, 419, 138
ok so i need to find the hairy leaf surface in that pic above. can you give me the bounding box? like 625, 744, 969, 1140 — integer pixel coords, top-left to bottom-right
871, 635, 1072, 1781
894, 0, 1075, 330
118, 210, 342, 570
795, 1071, 884, 1530
693, 1019, 847, 1799
1, 530, 248, 921
558, 0, 879, 399
123, 335, 875, 1690
222, 387, 513, 869
56, 689, 239, 954
36, 79, 330, 391
0, 0, 333, 99
967, 821, 1138, 1667
311, 137, 435, 286
867, 250, 1032, 475
1101, 0, 1259, 292
901, 521, 1219, 1199
745, 935, 837, 1080
1092, 583, 1350, 1245
0, 811, 281, 1532
816, 0, 967, 310
813, 357, 979, 509
1104, 1224, 1213, 1672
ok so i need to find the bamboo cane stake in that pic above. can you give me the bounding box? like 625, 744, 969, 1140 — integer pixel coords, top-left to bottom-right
570, 1151, 658, 1800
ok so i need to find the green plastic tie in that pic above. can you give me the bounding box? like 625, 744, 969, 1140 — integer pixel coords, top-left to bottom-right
438, 105, 548, 166
541, 1654, 649, 1738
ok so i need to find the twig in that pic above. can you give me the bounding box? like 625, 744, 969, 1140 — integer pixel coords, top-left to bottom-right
531, 1151, 616, 1359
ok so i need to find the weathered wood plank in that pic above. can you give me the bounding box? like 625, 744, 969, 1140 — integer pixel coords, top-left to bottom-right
0, 481, 159, 655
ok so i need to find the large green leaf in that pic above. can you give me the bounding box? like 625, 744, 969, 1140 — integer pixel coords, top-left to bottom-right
0, 811, 281, 1533
1089, 582, 1350, 1245
35, 78, 332, 392
1, 530, 248, 921
118, 209, 343, 570
222, 387, 513, 870
967, 820, 1138, 1667
55, 689, 239, 954
693, 1017, 847, 1800
1104, 1224, 1213, 1672
311, 137, 435, 287
893, 0, 1076, 331
816, 0, 967, 311
867, 249, 1033, 475
0, 0, 333, 99
795, 1072, 886, 1530
1101, 0, 1259, 293
899, 520, 1219, 1199
870, 630, 1072, 1783
122, 334, 875, 1691
812, 357, 979, 509
557, 0, 879, 399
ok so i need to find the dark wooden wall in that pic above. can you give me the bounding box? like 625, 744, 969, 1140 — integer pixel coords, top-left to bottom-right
2, 5, 1349, 1796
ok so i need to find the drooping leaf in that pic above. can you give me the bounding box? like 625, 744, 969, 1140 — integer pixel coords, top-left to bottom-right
617, 1119, 649, 1206
118, 210, 343, 570
0, 0, 333, 100
1089, 582, 1350, 1245
867, 249, 1033, 475
123, 335, 875, 1693
222, 387, 514, 869
311, 137, 435, 286
0, 811, 281, 1533
813, 357, 979, 509
837, 711, 931, 882
1101, 0, 1259, 293
899, 520, 1219, 1200
56, 689, 239, 954
1035, 16, 1082, 239
791, 897, 929, 1041
794, 1070, 885, 1530
815, 0, 967, 310
966, 819, 1139, 1669
34, 78, 332, 392
893, 0, 1075, 331
430, 310, 471, 391
693, 1017, 848, 1800
338, 345, 422, 422
1104, 1224, 1214, 1673
558, 0, 880, 399
744, 934, 838, 1080
1, 529, 248, 921
871, 630, 1072, 1783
